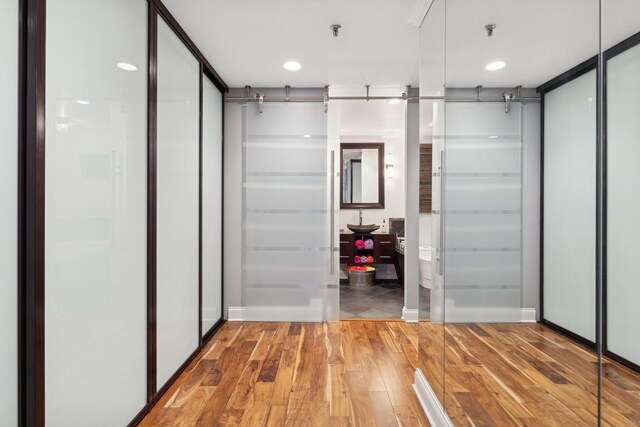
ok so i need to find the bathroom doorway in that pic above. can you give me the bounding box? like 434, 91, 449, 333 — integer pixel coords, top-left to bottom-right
328, 99, 410, 319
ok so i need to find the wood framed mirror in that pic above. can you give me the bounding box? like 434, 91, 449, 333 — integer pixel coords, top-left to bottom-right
340, 142, 385, 209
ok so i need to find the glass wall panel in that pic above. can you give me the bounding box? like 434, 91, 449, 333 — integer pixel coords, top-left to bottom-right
603, 1, 640, 423
0, 0, 18, 424
243, 102, 333, 321
202, 77, 223, 334
417, 0, 445, 406
429, 0, 601, 424
45, 0, 148, 425
444, 101, 522, 323
156, 17, 201, 389
543, 70, 597, 341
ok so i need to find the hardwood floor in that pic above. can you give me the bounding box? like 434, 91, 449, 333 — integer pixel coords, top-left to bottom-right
419, 322, 640, 426
140, 321, 430, 426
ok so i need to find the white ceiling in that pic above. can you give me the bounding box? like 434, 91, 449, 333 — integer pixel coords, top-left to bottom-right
162, 0, 420, 89
163, 0, 640, 90
430, 0, 640, 88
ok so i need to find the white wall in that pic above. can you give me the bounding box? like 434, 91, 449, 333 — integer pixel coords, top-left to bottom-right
405, 99, 420, 311
202, 77, 223, 332
522, 102, 541, 315
328, 100, 406, 231
223, 102, 244, 313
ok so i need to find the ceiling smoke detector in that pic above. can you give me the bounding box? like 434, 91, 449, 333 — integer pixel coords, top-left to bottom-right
330, 24, 341, 37
484, 24, 496, 37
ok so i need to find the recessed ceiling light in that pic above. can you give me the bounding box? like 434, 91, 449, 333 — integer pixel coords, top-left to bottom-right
76, 100, 89, 105
489, 135, 499, 139
387, 98, 401, 104
117, 62, 138, 72
303, 134, 312, 138
485, 61, 506, 71
283, 61, 302, 71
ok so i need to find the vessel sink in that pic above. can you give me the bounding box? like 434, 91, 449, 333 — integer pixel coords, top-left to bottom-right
347, 224, 380, 234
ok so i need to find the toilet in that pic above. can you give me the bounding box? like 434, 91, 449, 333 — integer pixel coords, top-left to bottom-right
419, 246, 432, 289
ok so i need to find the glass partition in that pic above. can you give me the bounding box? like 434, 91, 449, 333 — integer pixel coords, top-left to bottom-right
417, 0, 445, 407
156, 16, 201, 389
602, 1, 640, 423
441, 0, 600, 423
243, 101, 334, 321
418, 0, 603, 424
444, 99, 522, 323
202, 76, 223, 335
0, 0, 18, 424
44, 0, 148, 424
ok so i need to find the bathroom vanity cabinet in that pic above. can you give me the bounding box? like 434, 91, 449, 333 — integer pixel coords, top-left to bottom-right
339, 233, 396, 265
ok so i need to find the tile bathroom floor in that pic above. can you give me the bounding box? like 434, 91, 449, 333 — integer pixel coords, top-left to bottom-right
339, 280, 405, 319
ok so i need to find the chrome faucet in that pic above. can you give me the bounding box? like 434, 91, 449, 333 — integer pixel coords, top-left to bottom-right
359, 209, 363, 226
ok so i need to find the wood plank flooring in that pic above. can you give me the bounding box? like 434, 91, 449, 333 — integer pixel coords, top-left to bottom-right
140, 321, 430, 427
418, 322, 640, 426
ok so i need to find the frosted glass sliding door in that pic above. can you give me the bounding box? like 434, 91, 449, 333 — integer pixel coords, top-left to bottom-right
45, 0, 148, 425
443, 102, 522, 322
202, 77, 223, 334
0, 0, 18, 424
543, 70, 596, 342
243, 102, 333, 321
156, 17, 200, 389
606, 43, 640, 366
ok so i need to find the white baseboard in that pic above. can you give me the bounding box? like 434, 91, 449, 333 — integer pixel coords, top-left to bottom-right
413, 369, 454, 427
521, 308, 537, 323
227, 306, 246, 321
402, 306, 419, 323
441, 305, 538, 323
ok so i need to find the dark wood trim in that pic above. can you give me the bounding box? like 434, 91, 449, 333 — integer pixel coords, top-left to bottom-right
198, 64, 204, 343
202, 318, 225, 344
603, 29, 640, 61
537, 55, 597, 95
539, 94, 544, 322
150, 0, 228, 93
18, 0, 46, 425
220, 77, 225, 321
127, 403, 152, 427
146, 1, 159, 403
419, 144, 432, 214
539, 319, 596, 350
153, 320, 226, 405
604, 350, 640, 375
200, 74, 225, 339
339, 142, 385, 209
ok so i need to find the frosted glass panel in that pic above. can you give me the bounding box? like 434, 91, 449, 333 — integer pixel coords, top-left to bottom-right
45, 0, 148, 425
243, 102, 332, 321
156, 18, 200, 389
543, 70, 596, 341
444, 102, 522, 322
0, 0, 18, 424
607, 44, 640, 365
202, 77, 223, 334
